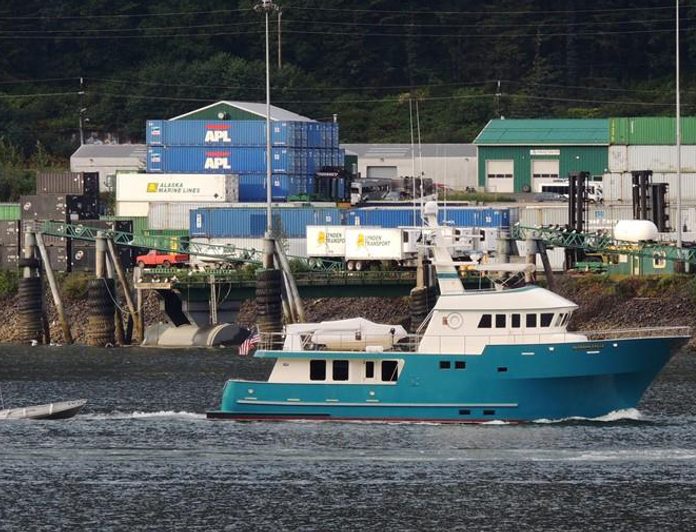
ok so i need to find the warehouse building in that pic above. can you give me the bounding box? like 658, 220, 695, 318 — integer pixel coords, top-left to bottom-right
473, 119, 608, 194
169, 100, 315, 122
340, 143, 477, 190
70, 144, 146, 192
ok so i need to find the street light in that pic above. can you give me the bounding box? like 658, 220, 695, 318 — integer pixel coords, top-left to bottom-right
254, 0, 279, 267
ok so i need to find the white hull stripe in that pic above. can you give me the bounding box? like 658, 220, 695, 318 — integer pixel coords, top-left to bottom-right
236, 400, 518, 408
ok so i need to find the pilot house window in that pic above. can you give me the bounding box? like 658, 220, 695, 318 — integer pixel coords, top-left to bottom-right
333, 360, 349, 381
495, 314, 506, 328
310, 360, 326, 381
478, 314, 492, 328
511, 314, 521, 328
526, 314, 537, 328
540, 313, 554, 327
382, 361, 399, 382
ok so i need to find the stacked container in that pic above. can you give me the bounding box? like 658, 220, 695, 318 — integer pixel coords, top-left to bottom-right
69, 219, 134, 272
188, 205, 342, 266
17, 172, 101, 272
345, 206, 519, 229
145, 119, 342, 202
0, 204, 21, 269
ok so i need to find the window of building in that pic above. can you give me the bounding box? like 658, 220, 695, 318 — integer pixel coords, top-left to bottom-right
478, 314, 492, 328
333, 360, 349, 381
526, 314, 537, 328
495, 314, 506, 328
540, 313, 554, 327
511, 314, 521, 328
365, 361, 374, 379
381, 361, 399, 382
310, 360, 326, 381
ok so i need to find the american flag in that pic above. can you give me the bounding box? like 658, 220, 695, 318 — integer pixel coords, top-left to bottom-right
239, 328, 260, 356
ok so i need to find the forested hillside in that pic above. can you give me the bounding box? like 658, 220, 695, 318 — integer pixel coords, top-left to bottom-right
0, 0, 694, 167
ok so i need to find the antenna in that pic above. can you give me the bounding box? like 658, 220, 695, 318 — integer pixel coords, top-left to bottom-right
495, 80, 502, 119
415, 98, 424, 225
409, 97, 416, 226
78, 77, 86, 145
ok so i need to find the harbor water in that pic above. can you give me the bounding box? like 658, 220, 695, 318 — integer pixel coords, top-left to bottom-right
1, 345, 696, 530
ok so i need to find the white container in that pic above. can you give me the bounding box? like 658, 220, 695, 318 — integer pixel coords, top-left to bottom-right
115, 201, 149, 217
627, 145, 696, 173
115, 173, 239, 202
344, 227, 418, 262
148, 202, 236, 230
614, 220, 659, 242
306, 226, 347, 258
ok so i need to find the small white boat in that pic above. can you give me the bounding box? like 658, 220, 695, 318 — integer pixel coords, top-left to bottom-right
0, 399, 87, 420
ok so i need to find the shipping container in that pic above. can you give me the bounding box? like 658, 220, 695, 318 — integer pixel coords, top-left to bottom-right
0, 245, 19, 269
100, 216, 149, 236
0, 203, 20, 221
238, 174, 317, 202
146, 146, 305, 174
602, 171, 696, 203
19, 194, 95, 221
0, 220, 20, 247
115, 202, 149, 217
36, 171, 99, 196
346, 206, 517, 229
519, 204, 634, 229
609, 117, 696, 145
306, 226, 348, 258
148, 202, 237, 230
115, 173, 239, 203
146, 119, 319, 147
70, 244, 133, 271
190, 206, 342, 239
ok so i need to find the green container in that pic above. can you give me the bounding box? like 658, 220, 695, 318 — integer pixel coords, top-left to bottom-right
100, 215, 148, 236
609, 117, 696, 145
0, 203, 20, 221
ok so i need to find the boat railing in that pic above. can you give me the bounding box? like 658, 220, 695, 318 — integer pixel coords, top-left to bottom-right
581, 326, 691, 341
255, 325, 692, 354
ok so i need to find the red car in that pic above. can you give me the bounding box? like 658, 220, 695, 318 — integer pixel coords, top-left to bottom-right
136, 250, 189, 268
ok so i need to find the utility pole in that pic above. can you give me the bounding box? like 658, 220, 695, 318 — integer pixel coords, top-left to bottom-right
254, 0, 280, 268
78, 77, 86, 145
495, 80, 502, 119
277, 9, 283, 69
676, 0, 682, 248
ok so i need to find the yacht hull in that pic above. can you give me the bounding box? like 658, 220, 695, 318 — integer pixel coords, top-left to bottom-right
208, 336, 687, 423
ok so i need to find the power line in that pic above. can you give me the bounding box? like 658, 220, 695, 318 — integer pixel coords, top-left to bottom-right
0, 8, 249, 21
0, 25, 688, 40
288, 5, 680, 16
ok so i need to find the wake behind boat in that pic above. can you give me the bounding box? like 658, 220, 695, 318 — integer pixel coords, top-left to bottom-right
0, 399, 87, 420
207, 202, 690, 423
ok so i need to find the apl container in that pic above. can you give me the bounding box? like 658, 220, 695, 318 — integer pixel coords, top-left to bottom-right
190, 206, 342, 239
146, 146, 304, 174
146, 120, 312, 147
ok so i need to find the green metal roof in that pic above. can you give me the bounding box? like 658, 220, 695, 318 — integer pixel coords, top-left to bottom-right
474, 119, 609, 146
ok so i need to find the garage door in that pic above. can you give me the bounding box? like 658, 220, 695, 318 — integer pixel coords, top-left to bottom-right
366, 166, 398, 179
531, 160, 560, 191
486, 160, 514, 193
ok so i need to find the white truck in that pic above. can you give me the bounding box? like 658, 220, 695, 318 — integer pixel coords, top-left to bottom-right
306, 225, 487, 270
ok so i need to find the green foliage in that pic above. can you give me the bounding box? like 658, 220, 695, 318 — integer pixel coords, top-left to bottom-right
60, 273, 91, 301
439, 190, 516, 203
0, 0, 690, 169
0, 270, 19, 298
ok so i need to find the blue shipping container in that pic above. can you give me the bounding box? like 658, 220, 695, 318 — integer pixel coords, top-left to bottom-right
146, 119, 318, 148
146, 146, 304, 174
190, 206, 342, 238
347, 207, 515, 228
238, 174, 314, 202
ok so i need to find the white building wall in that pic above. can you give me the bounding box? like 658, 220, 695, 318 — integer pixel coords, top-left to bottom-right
355, 156, 477, 190
70, 156, 145, 192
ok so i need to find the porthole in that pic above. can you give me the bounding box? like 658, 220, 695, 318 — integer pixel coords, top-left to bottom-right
447, 312, 463, 329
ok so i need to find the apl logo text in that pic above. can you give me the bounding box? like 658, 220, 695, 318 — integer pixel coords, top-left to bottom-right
204, 151, 232, 170
205, 124, 232, 143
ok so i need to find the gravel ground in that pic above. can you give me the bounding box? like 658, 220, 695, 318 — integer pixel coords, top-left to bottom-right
1, 274, 695, 346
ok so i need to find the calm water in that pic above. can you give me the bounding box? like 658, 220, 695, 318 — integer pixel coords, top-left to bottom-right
1, 345, 696, 531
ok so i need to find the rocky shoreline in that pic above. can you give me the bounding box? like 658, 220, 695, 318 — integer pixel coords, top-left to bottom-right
0, 274, 695, 347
